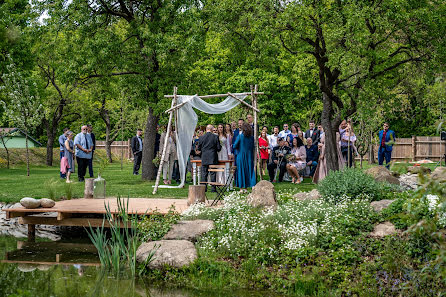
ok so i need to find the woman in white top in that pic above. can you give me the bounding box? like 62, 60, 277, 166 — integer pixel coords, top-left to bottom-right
217, 124, 231, 184
286, 137, 307, 184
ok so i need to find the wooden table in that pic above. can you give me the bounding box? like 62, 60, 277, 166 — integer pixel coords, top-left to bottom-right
190, 160, 233, 188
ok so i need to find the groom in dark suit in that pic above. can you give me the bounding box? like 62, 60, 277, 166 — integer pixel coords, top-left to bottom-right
197, 125, 221, 192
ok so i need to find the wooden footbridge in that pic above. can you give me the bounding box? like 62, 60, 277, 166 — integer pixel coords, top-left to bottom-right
4, 198, 189, 241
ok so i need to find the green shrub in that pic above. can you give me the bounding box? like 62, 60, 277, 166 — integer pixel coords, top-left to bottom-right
318, 168, 381, 202
138, 205, 180, 241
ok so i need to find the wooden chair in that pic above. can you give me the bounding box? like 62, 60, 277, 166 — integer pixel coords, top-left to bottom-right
207, 165, 236, 206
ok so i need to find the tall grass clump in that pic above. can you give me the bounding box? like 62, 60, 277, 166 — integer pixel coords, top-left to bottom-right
45, 178, 58, 200
87, 196, 154, 276
64, 183, 73, 200
318, 167, 394, 203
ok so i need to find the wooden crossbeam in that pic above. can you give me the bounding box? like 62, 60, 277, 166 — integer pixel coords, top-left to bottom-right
227, 92, 260, 112
164, 91, 264, 99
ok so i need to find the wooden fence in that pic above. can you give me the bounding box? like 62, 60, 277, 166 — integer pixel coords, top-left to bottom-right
95, 140, 132, 160
96, 136, 445, 162
359, 136, 445, 162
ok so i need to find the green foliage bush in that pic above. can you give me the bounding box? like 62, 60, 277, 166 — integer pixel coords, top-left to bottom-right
138, 206, 180, 241
318, 168, 383, 202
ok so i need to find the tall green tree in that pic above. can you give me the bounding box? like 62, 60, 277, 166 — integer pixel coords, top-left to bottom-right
0, 57, 43, 176
38, 0, 205, 180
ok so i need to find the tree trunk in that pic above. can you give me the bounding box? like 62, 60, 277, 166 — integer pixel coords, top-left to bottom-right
100, 107, 114, 163
321, 92, 339, 173
0, 137, 10, 169
141, 107, 159, 181
25, 134, 30, 176
46, 125, 55, 166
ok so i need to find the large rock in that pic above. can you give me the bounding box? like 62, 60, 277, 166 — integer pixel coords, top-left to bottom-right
163, 220, 214, 242
294, 189, 320, 201
370, 200, 395, 212
20, 197, 41, 209
246, 180, 277, 208
431, 167, 446, 183
407, 166, 431, 175
136, 240, 197, 269
40, 198, 55, 208
369, 222, 398, 237
366, 166, 400, 185
399, 173, 418, 190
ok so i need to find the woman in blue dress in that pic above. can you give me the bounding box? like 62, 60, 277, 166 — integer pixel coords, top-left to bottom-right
233, 123, 256, 191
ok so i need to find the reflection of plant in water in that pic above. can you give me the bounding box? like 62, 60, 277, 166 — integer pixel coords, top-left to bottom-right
87, 196, 156, 277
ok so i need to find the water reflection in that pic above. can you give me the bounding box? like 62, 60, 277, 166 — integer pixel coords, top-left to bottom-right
0, 236, 279, 297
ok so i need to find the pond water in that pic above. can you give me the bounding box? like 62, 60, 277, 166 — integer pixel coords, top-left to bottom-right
0, 235, 280, 297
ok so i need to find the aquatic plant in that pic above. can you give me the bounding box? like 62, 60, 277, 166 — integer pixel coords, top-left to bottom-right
87, 196, 154, 277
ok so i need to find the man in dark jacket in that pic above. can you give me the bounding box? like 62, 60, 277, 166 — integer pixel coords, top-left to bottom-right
197, 125, 221, 192
267, 137, 291, 182
131, 129, 143, 175
305, 137, 319, 177
304, 120, 320, 145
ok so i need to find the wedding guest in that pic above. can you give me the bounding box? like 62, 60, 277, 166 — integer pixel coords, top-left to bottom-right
217, 124, 231, 183
62, 131, 75, 183
247, 114, 254, 130
58, 128, 69, 179
279, 123, 291, 139
297, 130, 307, 145
305, 120, 320, 145
262, 126, 269, 137
87, 124, 95, 178
340, 125, 356, 167
378, 122, 396, 169
233, 119, 244, 165
305, 137, 319, 178
225, 123, 233, 158
198, 125, 221, 192
233, 123, 256, 191
268, 126, 280, 150
131, 129, 143, 175
286, 123, 299, 144
267, 137, 291, 182
258, 130, 269, 177
74, 125, 93, 182
286, 137, 306, 184
313, 134, 327, 184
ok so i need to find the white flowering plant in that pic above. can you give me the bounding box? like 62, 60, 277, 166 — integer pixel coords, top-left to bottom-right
184, 191, 376, 265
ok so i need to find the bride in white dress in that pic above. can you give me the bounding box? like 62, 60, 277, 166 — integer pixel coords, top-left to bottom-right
217, 124, 231, 184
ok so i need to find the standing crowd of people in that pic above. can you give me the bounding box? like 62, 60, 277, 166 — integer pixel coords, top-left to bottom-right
59, 125, 96, 183
59, 117, 395, 190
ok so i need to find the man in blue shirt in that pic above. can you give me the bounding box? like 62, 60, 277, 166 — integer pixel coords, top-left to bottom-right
74, 125, 93, 182
378, 122, 396, 169
279, 123, 291, 139
87, 124, 96, 178
58, 128, 69, 179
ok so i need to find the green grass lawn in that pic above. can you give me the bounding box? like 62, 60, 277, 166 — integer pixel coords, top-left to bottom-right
0, 161, 316, 204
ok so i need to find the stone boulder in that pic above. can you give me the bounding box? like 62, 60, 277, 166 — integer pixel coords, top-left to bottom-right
163, 220, 214, 242
399, 173, 418, 190
431, 167, 446, 183
369, 222, 398, 238
20, 197, 41, 209
370, 200, 395, 212
246, 180, 277, 208
136, 240, 197, 269
407, 166, 431, 175
366, 166, 400, 185
294, 189, 320, 201
40, 198, 55, 208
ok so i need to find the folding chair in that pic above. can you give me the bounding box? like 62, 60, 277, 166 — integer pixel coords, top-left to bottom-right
208, 165, 236, 206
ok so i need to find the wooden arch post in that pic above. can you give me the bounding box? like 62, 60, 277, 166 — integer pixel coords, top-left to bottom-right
153, 86, 177, 195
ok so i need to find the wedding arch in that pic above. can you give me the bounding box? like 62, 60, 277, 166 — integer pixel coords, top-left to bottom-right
152, 85, 263, 194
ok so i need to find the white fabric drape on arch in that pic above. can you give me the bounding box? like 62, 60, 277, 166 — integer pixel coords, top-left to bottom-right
157, 94, 247, 188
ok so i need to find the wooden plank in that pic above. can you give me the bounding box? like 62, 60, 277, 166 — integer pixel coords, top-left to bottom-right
5, 198, 188, 215
5, 211, 28, 219
19, 217, 131, 228
164, 92, 264, 98
17, 241, 97, 253
57, 212, 72, 221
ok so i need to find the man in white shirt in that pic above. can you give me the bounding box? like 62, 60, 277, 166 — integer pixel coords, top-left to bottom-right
268, 126, 280, 149
278, 123, 291, 139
